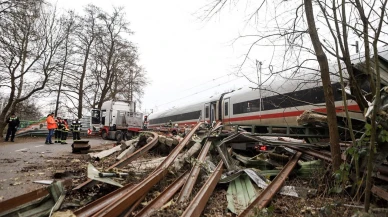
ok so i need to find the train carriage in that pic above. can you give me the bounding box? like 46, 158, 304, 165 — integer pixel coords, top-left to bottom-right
147, 81, 364, 131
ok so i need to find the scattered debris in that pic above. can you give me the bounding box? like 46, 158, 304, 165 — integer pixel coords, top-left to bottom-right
98, 172, 129, 178
297, 160, 324, 178
297, 110, 327, 125
116, 140, 137, 161
87, 163, 123, 187
71, 140, 90, 153
33, 180, 54, 185
158, 135, 166, 144
2, 119, 388, 217
172, 142, 202, 171
10, 182, 22, 186
0, 181, 69, 217
128, 157, 167, 173
88, 145, 122, 161
53, 170, 66, 179
227, 175, 258, 214
52, 210, 76, 217
70, 159, 80, 163
233, 152, 274, 170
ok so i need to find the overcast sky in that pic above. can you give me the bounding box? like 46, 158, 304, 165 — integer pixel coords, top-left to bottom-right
51, 0, 372, 117
52, 0, 269, 115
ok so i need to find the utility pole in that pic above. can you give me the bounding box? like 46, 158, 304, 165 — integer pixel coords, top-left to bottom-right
129, 69, 133, 102
256, 60, 263, 120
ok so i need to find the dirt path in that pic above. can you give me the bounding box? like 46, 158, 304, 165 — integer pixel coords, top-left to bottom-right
0, 137, 113, 201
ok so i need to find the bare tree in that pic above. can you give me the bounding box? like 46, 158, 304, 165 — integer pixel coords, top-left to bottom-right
50, 5, 102, 119
0, 1, 65, 136
305, 0, 341, 170
14, 98, 43, 120
52, 10, 76, 117
205, 0, 388, 211
352, 0, 388, 211
0, 0, 26, 17
72, 5, 100, 118
89, 7, 133, 109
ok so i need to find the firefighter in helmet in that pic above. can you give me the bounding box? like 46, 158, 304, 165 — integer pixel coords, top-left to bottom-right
60, 119, 69, 144
54, 117, 62, 143
71, 119, 82, 141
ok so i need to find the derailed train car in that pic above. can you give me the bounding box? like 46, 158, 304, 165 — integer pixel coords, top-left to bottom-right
147, 82, 364, 132
148, 49, 388, 138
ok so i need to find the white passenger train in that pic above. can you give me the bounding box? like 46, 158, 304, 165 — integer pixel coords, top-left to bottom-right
147, 82, 363, 131
147, 48, 388, 133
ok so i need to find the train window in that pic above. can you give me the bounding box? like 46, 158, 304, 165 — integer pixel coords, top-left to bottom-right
148, 110, 201, 125
224, 102, 228, 116
205, 106, 209, 118
232, 83, 345, 115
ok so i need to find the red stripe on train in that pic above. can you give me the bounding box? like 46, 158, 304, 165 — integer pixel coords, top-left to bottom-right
227, 104, 361, 122
148, 104, 361, 127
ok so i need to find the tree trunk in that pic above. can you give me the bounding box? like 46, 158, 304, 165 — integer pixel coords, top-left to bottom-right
364, 0, 387, 211
0, 75, 16, 138
78, 45, 90, 118
305, 0, 341, 171
55, 37, 68, 117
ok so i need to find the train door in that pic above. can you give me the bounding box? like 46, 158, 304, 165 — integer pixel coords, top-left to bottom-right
223, 98, 230, 124
204, 103, 210, 123
210, 102, 216, 124
204, 103, 216, 123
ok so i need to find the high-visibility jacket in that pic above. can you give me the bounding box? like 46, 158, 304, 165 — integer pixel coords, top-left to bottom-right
61, 121, 69, 132
57, 120, 63, 131
71, 121, 82, 132
47, 116, 57, 130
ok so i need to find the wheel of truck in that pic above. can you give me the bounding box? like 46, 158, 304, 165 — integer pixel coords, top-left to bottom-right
124, 131, 133, 141
101, 130, 108, 140
115, 131, 123, 142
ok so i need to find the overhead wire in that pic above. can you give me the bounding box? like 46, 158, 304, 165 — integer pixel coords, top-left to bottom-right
153, 70, 258, 109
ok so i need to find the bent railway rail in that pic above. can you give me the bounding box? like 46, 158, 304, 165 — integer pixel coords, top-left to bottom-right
3, 120, 388, 217
73, 131, 159, 190
82, 122, 203, 217
239, 151, 302, 217
135, 172, 190, 217
182, 160, 224, 217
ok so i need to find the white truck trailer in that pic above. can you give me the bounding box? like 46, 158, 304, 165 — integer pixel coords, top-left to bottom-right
90, 101, 143, 141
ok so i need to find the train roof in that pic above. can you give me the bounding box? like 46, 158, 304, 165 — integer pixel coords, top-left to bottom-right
149, 47, 388, 121
149, 76, 324, 120
149, 94, 222, 120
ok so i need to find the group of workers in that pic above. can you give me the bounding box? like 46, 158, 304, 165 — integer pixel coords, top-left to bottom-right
2, 112, 82, 144
45, 112, 82, 145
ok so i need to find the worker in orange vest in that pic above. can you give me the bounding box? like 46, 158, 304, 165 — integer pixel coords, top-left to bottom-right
45, 112, 57, 144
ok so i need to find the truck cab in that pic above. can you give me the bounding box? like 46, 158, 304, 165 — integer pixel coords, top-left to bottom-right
90, 101, 143, 141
